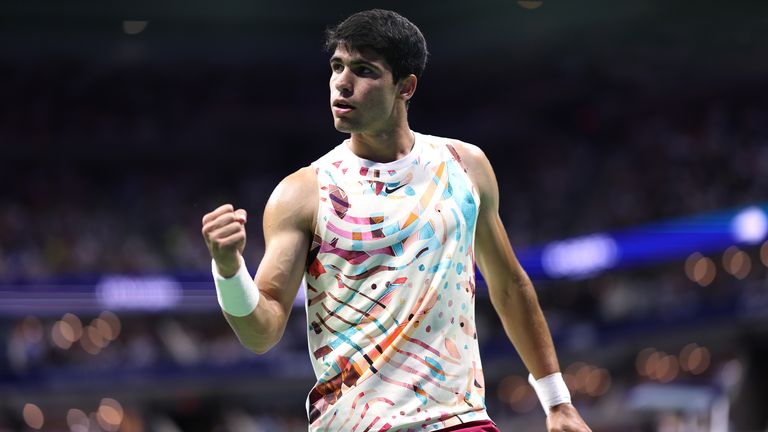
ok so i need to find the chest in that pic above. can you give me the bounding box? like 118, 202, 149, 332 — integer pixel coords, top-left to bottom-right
320, 159, 478, 248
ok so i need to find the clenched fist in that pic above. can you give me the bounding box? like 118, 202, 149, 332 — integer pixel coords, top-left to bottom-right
201, 204, 248, 278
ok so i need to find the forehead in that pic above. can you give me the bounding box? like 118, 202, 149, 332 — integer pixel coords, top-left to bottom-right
331, 44, 392, 70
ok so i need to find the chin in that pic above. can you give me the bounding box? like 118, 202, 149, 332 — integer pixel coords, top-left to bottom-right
333, 119, 356, 133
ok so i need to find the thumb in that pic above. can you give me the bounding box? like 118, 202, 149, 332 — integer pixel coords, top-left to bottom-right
234, 209, 248, 224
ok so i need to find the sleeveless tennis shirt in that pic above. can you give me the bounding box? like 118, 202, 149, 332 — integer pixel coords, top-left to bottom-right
304, 132, 491, 431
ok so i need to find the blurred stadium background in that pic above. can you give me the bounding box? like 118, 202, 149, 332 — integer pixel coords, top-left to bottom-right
2, 1, 768, 430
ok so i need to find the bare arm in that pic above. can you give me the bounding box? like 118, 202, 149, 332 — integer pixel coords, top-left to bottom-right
202, 166, 317, 354
454, 142, 559, 377
454, 142, 590, 430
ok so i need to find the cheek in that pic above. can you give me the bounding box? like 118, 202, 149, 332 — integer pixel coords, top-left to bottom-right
364, 88, 391, 108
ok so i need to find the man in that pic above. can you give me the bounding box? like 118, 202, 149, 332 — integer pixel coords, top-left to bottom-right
202, 9, 591, 432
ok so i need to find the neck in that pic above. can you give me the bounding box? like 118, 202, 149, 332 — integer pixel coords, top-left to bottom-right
348, 122, 415, 163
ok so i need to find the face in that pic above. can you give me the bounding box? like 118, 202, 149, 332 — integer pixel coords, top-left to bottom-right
329, 45, 403, 134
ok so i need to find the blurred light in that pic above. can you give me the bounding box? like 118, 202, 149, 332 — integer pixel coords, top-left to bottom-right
722, 246, 737, 270
61, 313, 83, 342
80, 328, 102, 355
720, 359, 744, 389
585, 368, 611, 397
636, 348, 656, 377
67, 408, 90, 432
22, 403, 44, 430
87, 324, 109, 348
51, 320, 73, 350
97, 398, 124, 431
565, 361, 586, 376
692, 256, 716, 286
518, 1, 544, 9
510, 385, 537, 413
679, 343, 698, 372
21, 316, 43, 343
574, 364, 596, 393
688, 346, 711, 375
659, 414, 683, 430
761, 241, 768, 267
565, 361, 585, 391
118, 409, 142, 432
657, 355, 680, 383
96, 276, 181, 310
122, 21, 148, 35
497, 375, 517, 402
645, 351, 664, 379
509, 382, 528, 405
684, 253, 702, 281
93, 318, 115, 342
498, 375, 537, 413
724, 249, 752, 280
58, 320, 77, 343
731, 206, 768, 244
99, 311, 122, 341
542, 234, 619, 278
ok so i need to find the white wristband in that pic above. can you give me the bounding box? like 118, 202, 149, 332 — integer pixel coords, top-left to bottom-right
212, 256, 260, 317
528, 372, 571, 415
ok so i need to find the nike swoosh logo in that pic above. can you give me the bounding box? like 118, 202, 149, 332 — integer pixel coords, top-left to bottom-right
384, 184, 407, 194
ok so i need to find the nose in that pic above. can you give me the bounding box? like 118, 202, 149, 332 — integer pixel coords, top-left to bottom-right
333, 68, 353, 96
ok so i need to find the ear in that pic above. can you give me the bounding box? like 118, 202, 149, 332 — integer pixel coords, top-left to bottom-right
398, 74, 418, 102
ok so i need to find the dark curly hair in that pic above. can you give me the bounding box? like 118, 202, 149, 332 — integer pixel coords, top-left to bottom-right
325, 9, 429, 83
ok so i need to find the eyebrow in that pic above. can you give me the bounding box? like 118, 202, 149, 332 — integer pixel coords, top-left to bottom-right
329, 56, 380, 70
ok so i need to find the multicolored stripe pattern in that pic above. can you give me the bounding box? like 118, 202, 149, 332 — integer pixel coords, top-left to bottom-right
305, 132, 489, 431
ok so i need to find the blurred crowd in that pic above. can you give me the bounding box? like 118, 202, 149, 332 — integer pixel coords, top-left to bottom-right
0, 164, 269, 280
0, 57, 766, 280
2, 247, 766, 430
0, 310, 314, 431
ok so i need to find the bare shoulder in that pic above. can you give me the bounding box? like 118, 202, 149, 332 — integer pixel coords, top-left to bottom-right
447, 139, 494, 176
274, 166, 318, 197
447, 139, 487, 163
446, 139, 497, 201
264, 166, 318, 233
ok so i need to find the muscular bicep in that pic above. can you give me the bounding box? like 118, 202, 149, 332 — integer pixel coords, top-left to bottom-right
253, 168, 317, 320
453, 141, 529, 292
475, 208, 528, 293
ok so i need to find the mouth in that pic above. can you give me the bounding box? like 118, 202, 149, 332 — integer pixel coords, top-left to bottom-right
332, 100, 355, 115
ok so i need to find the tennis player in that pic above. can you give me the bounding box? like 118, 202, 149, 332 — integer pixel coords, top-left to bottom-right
202, 9, 591, 432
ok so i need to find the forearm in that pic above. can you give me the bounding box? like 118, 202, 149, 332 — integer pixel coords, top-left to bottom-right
223, 291, 288, 354
489, 273, 560, 378
213, 256, 290, 355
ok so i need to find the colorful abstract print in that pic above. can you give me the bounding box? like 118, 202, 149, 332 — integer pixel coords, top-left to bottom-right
305, 133, 490, 431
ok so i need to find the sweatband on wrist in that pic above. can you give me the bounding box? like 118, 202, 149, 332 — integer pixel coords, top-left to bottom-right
212, 256, 260, 317
528, 372, 571, 415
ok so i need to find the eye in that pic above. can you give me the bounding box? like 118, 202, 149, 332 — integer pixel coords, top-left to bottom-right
331, 62, 343, 73
355, 66, 376, 77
